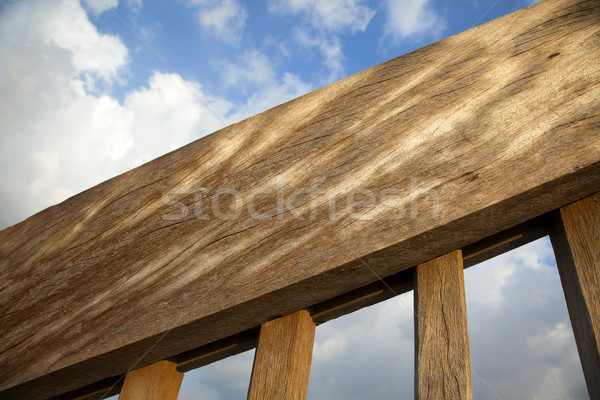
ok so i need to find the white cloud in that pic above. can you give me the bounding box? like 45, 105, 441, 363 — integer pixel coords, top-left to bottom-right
178, 349, 255, 400
219, 50, 312, 122
307, 292, 415, 399
527, 322, 576, 360
124, 71, 230, 164
0, 0, 230, 228
464, 254, 517, 307
382, 0, 446, 43
293, 28, 344, 82
222, 50, 276, 88
269, 0, 375, 33
125, 0, 142, 13
313, 336, 346, 362
190, 0, 248, 44
0, 69, 229, 227
465, 238, 587, 399
228, 72, 312, 122
0, 0, 309, 230
464, 236, 555, 308
269, 0, 374, 84
15, 0, 129, 83
82, 0, 118, 14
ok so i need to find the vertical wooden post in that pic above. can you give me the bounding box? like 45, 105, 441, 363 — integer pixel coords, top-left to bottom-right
414, 250, 473, 400
550, 192, 600, 399
247, 310, 316, 400
118, 360, 183, 400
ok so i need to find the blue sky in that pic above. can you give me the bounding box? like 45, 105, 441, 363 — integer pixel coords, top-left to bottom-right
0, 0, 589, 399
0, 0, 544, 229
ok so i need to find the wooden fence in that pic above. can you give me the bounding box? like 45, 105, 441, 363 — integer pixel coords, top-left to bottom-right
1, 0, 598, 398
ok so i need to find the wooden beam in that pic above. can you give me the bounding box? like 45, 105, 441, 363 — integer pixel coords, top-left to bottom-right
118, 361, 182, 400
51, 211, 554, 400
247, 311, 315, 400
311, 213, 552, 324
1, 0, 599, 398
461, 212, 551, 268
176, 328, 259, 373
52, 376, 122, 400
414, 250, 472, 400
550, 192, 600, 399
310, 268, 413, 324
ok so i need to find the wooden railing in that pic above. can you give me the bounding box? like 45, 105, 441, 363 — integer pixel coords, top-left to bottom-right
49, 198, 599, 400
1, 0, 598, 399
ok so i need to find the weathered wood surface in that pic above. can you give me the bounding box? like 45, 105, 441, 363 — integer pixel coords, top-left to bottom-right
247, 311, 315, 400
53, 212, 555, 400
414, 251, 472, 399
175, 327, 258, 373
53, 376, 122, 400
461, 212, 551, 268
550, 192, 600, 399
118, 361, 182, 400
311, 212, 551, 324
1, 0, 599, 398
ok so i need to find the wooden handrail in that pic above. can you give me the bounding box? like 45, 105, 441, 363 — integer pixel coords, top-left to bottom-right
2, 0, 599, 398
53, 211, 554, 400
51, 196, 598, 400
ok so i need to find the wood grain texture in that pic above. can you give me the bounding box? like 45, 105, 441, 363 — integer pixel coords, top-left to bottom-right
247, 311, 315, 400
176, 328, 259, 373
54, 211, 555, 400
118, 361, 182, 400
414, 250, 472, 400
461, 213, 551, 268
53, 376, 122, 400
1, 0, 599, 398
311, 213, 551, 324
550, 192, 600, 399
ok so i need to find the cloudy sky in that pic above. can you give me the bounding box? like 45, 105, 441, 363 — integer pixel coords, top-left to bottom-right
0, 0, 589, 399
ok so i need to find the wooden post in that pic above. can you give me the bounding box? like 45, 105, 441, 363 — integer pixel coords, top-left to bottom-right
118, 360, 183, 400
550, 192, 600, 399
414, 250, 472, 400
247, 310, 315, 400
